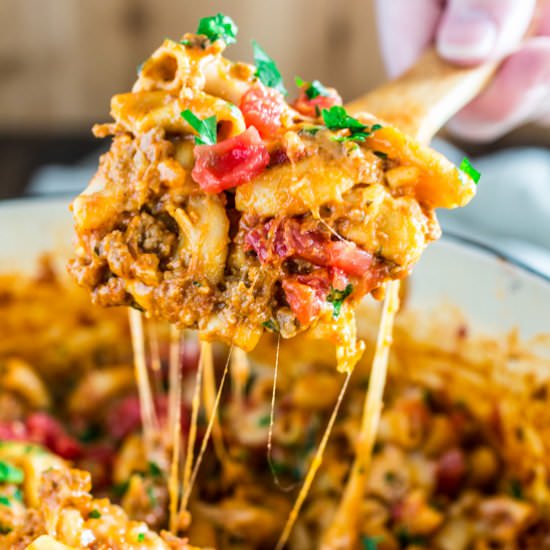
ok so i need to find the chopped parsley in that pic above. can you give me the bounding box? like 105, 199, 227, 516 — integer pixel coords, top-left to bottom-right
322, 106, 382, 143
78, 424, 101, 443
137, 532, 146, 542
0, 496, 10, 507
0, 525, 11, 535
0, 461, 24, 484
262, 319, 279, 333
13, 488, 23, 503
89, 509, 101, 519
301, 126, 322, 136
374, 150, 388, 159
258, 414, 271, 427
361, 535, 384, 550
112, 479, 130, 498
252, 40, 287, 95
509, 478, 524, 500
181, 110, 217, 146
459, 157, 481, 184
327, 284, 353, 318
269, 459, 301, 481
295, 76, 330, 99
148, 461, 163, 478
197, 13, 238, 45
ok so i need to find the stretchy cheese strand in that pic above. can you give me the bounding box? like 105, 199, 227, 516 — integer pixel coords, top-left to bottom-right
321, 280, 401, 549
128, 309, 158, 459
168, 325, 182, 533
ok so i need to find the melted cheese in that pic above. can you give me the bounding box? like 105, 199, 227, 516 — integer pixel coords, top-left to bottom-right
167, 325, 182, 532
321, 280, 401, 548
128, 309, 158, 458
275, 370, 353, 550
179, 345, 232, 512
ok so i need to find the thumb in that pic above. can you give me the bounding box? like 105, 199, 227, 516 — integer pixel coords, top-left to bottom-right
375, 0, 443, 78
437, 0, 536, 65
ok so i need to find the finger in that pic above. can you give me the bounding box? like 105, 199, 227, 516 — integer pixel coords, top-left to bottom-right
375, 0, 443, 78
535, 0, 550, 36
447, 37, 550, 141
437, 0, 536, 65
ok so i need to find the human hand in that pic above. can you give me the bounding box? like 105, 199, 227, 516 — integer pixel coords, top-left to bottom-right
375, 0, 550, 141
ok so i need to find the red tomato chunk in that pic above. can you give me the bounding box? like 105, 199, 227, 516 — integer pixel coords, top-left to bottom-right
240, 85, 285, 137
192, 127, 270, 193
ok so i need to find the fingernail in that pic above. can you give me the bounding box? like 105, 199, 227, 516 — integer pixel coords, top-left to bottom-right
437, 9, 498, 64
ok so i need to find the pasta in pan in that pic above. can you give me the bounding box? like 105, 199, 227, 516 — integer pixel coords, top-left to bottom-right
1, 262, 550, 549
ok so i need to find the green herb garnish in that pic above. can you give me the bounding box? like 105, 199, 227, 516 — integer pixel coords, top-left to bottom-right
181, 110, 217, 146
137, 532, 146, 542
13, 488, 23, 503
301, 126, 322, 136
252, 40, 287, 95
0, 525, 11, 534
258, 414, 271, 427
148, 461, 162, 478
0, 496, 10, 507
374, 151, 388, 159
197, 13, 238, 45
322, 106, 366, 132
78, 424, 101, 443
295, 77, 330, 99
322, 106, 382, 143
361, 535, 384, 550
327, 284, 353, 318
509, 479, 524, 500
0, 461, 24, 484
112, 479, 130, 498
262, 319, 279, 333
89, 509, 101, 519
459, 157, 481, 184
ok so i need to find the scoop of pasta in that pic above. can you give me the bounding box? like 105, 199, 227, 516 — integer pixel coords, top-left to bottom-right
68, 18, 477, 372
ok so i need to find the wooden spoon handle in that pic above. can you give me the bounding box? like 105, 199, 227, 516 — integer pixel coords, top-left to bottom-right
346, 48, 495, 143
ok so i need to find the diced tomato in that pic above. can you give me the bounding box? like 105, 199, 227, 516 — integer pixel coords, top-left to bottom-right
240, 85, 286, 137
26, 412, 82, 459
282, 278, 326, 326
106, 394, 190, 441
192, 127, 270, 193
292, 87, 342, 118
327, 241, 374, 277
106, 395, 143, 441
436, 448, 466, 496
245, 218, 375, 278
0, 421, 27, 441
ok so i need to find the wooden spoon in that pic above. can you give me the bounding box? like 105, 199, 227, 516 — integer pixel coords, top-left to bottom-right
275, 48, 496, 550
347, 47, 495, 143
